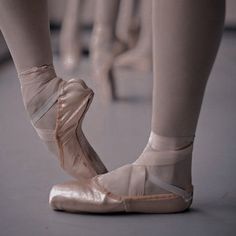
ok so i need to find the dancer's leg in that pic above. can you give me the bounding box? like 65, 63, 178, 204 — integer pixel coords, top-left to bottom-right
103, 0, 225, 191
104, 0, 225, 189
0, 0, 52, 73
152, 0, 225, 140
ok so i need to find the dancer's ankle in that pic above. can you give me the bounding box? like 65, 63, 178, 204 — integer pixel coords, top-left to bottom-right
146, 131, 194, 152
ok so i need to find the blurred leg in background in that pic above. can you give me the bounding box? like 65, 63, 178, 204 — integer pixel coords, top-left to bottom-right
90, 0, 121, 101
60, 0, 84, 71
115, 0, 152, 72
116, 0, 140, 49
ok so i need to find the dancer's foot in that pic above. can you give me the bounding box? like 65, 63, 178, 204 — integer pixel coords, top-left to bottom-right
19, 65, 107, 179
49, 132, 194, 213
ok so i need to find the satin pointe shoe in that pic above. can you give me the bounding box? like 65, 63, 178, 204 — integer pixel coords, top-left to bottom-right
49, 143, 193, 213
40, 78, 107, 178
20, 66, 107, 179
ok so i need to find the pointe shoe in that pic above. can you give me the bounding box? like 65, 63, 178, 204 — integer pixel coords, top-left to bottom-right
49, 144, 193, 213
29, 76, 107, 179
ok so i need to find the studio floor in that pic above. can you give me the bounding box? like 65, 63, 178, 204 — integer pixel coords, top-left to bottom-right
0, 32, 235, 236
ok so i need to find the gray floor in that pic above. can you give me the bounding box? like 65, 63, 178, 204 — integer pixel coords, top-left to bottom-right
0, 32, 236, 236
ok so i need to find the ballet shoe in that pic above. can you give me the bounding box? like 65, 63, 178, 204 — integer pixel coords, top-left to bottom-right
49, 143, 193, 213
20, 67, 107, 179
44, 78, 107, 178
